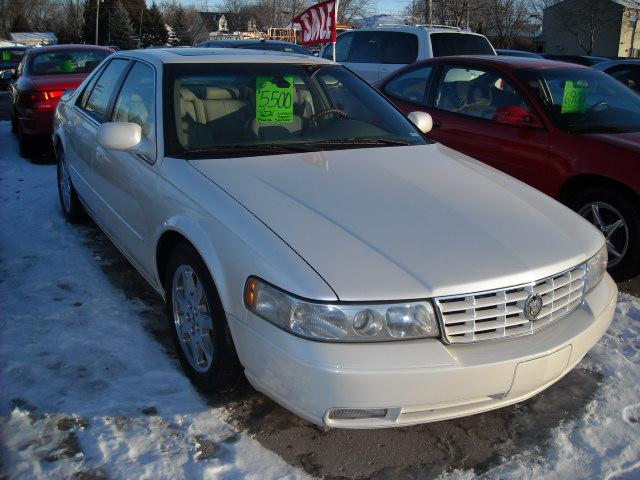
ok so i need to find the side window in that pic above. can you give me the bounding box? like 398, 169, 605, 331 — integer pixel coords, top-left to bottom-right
384, 66, 433, 105
112, 62, 156, 160
323, 33, 353, 61
83, 58, 129, 122
79, 64, 106, 108
607, 65, 640, 93
433, 66, 532, 121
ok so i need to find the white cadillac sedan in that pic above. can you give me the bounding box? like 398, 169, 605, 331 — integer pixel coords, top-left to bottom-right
53, 49, 617, 428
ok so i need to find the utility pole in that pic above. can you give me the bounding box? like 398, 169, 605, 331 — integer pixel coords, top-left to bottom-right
630, 12, 638, 58
95, 0, 100, 45
139, 8, 144, 48
425, 0, 432, 25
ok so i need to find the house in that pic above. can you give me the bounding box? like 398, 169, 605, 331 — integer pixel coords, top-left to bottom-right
542, 0, 640, 57
192, 12, 258, 44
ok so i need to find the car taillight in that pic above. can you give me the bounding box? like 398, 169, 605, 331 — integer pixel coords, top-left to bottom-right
19, 90, 65, 111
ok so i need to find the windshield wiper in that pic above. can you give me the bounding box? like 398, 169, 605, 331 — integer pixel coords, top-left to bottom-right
303, 138, 413, 146
182, 143, 315, 158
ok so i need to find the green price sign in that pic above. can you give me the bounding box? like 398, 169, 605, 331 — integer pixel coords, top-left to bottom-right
2, 51, 10, 62
561, 80, 588, 113
256, 75, 294, 123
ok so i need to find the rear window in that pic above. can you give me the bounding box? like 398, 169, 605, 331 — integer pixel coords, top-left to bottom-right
30, 50, 108, 76
347, 32, 418, 64
430, 33, 494, 57
0, 48, 26, 65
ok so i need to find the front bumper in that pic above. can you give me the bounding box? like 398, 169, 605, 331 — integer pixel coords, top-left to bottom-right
228, 274, 617, 428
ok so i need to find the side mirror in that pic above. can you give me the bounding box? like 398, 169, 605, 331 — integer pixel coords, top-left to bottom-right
407, 111, 433, 134
97, 122, 141, 151
493, 105, 544, 128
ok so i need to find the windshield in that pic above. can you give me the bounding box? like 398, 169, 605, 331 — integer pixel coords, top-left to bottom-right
30, 50, 108, 76
517, 67, 640, 133
166, 63, 427, 158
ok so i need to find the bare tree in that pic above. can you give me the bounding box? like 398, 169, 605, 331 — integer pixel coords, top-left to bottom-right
486, 0, 530, 48
337, 0, 373, 24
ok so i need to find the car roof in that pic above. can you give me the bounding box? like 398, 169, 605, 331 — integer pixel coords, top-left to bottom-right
114, 47, 332, 65
205, 40, 298, 45
593, 59, 640, 70
412, 55, 589, 71
345, 25, 486, 36
27, 44, 113, 54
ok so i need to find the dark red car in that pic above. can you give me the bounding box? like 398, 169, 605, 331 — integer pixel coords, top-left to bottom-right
376, 56, 640, 281
9, 44, 113, 154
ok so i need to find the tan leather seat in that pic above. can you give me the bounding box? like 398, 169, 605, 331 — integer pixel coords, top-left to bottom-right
203, 87, 248, 123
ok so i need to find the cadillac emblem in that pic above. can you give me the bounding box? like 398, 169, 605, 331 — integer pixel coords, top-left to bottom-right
524, 294, 543, 321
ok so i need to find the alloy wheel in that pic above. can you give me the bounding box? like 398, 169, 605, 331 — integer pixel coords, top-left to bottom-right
578, 201, 629, 268
171, 265, 215, 373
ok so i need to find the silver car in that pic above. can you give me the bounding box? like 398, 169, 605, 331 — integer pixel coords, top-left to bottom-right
53, 48, 616, 428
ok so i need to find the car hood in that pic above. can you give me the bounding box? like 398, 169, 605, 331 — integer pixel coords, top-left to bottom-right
190, 144, 603, 301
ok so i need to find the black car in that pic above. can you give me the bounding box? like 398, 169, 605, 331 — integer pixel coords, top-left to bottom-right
540, 54, 608, 66
197, 39, 311, 55
0, 46, 29, 90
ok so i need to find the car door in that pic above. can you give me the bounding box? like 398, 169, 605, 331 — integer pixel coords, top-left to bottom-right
64, 58, 130, 212
426, 64, 550, 191
91, 61, 158, 275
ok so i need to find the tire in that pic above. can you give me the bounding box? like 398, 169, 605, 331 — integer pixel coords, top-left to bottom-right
56, 146, 87, 223
570, 187, 640, 281
18, 121, 34, 158
165, 243, 240, 392
10, 110, 18, 135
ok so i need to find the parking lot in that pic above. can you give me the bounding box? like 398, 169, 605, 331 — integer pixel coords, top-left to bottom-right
1, 88, 639, 479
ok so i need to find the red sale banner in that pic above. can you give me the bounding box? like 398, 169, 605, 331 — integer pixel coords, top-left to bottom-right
294, 0, 337, 47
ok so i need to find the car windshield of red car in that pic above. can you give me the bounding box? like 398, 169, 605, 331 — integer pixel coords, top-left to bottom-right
30, 50, 108, 76
519, 67, 640, 134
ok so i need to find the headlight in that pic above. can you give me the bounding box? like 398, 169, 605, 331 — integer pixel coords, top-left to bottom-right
584, 243, 607, 292
244, 277, 440, 342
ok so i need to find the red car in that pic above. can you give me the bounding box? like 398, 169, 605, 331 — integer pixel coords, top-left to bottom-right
9, 44, 113, 154
376, 56, 640, 281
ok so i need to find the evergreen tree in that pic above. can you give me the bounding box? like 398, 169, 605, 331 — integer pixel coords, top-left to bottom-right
83, 0, 116, 45
122, 0, 147, 39
109, 0, 135, 49
143, 2, 169, 47
169, 6, 192, 46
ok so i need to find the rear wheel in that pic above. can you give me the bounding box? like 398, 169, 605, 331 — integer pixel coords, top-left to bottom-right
56, 147, 87, 223
17, 121, 33, 157
165, 243, 240, 392
571, 188, 640, 281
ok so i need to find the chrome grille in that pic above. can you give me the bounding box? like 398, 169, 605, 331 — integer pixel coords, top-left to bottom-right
434, 264, 587, 344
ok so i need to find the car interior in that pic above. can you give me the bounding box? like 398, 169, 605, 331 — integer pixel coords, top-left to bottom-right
435, 69, 531, 120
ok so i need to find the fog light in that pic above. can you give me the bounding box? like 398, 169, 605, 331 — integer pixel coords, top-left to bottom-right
327, 408, 388, 420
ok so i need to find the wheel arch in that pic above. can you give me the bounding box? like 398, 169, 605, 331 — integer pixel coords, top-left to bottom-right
558, 174, 640, 208
154, 221, 230, 311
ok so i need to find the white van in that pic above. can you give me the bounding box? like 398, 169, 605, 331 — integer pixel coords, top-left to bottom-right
322, 26, 496, 83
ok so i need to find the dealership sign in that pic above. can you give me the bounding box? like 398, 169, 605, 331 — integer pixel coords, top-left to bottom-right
294, 0, 338, 46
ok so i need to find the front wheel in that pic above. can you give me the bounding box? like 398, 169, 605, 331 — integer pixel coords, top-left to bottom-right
165, 243, 240, 392
56, 147, 87, 223
572, 188, 640, 281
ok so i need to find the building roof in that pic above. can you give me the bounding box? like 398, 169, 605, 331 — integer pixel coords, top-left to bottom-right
545, 0, 640, 8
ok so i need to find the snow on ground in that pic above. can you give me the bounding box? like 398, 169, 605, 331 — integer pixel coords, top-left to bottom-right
0, 121, 307, 479
0, 119, 638, 479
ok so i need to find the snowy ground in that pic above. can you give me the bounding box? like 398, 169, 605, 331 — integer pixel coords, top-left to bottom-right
0, 118, 638, 479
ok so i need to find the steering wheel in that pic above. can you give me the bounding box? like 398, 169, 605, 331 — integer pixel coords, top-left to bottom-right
305, 108, 348, 131
586, 101, 609, 113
